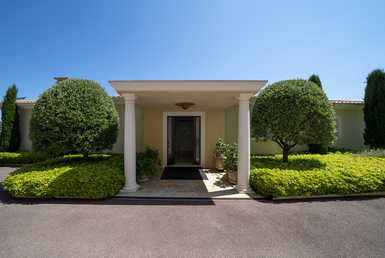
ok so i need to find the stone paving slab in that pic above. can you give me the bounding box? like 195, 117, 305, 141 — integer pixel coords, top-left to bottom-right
115, 167, 266, 199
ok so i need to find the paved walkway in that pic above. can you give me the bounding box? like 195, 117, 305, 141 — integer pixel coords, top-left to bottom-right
115, 167, 265, 199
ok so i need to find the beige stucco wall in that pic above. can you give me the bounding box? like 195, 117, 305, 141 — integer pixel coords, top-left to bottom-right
333, 107, 366, 151
225, 105, 238, 144
18, 108, 33, 151
205, 110, 225, 168
143, 110, 163, 164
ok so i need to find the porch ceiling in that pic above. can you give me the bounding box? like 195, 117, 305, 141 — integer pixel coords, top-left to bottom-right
109, 80, 268, 110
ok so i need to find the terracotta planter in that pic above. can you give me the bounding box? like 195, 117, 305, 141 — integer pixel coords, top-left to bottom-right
215, 157, 225, 171
228, 170, 237, 184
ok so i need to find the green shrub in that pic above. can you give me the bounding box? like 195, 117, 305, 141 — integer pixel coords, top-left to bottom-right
251, 79, 337, 162
308, 74, 323, 90
212, 138, 229, 159
136, 146, 161, 180
357, 148, 385, 158
0, 83, 21, 152
308, 143, 328, 155
363, 69, 385, 149
250, 153, 385, 198
223, 142, 238, 172
2, 154, 125, 199
0, 151, 47, 164
327, 146, 356, 154
306, 75, 329, 154
28, 78, 119, 160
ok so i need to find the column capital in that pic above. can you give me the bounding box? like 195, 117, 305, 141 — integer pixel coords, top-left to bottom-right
121, 94, 138, 102
235, 93, 254, 103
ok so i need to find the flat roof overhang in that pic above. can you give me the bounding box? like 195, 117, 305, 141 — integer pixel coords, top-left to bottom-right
108, 80, 268, 110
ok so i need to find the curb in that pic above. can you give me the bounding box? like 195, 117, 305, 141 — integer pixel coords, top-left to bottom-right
273, 192, 385, 200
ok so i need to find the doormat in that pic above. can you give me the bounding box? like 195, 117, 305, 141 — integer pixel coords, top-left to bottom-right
160, 167, 208, 180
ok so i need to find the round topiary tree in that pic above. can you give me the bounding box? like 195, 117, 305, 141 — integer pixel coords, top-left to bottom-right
363, 69, 385, 149
29, 79, 119, 160
251, 79, 337, 162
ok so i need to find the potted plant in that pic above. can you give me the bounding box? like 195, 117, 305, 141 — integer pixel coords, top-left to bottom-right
144, 146, 161, 167
136, 146, 161, 182
212, 138, 229, 171
223, 143, 238, 184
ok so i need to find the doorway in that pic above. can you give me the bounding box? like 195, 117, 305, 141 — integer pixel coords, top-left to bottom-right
167, 116, 201, 165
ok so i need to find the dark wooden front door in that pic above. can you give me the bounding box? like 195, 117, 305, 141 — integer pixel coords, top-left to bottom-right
167, 116, 201, 165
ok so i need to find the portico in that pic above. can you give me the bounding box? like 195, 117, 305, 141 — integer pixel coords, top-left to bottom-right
109, 80, 268, 193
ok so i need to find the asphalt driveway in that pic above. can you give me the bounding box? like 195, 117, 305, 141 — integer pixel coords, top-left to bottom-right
1, 166, 384, 258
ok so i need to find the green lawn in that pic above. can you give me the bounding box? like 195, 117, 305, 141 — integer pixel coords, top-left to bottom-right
2, 154, 124, 199
250, 152, 385, 198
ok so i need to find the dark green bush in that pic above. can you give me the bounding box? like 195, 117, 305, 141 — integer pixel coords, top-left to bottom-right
250, 153, 385, 198
308, 74, 323, 90
2, 154, 124, 198
136, 146, 161, 180
0, 151, 47, 164
327, 146, 356, 154
363, 69, 385, 149
308, 143, 328, 155
28, 78, 119, 160
0, 84, 21, 152
307, 74, 329, 154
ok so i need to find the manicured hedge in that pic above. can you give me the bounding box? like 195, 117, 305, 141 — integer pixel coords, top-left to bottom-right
250, 153, 385, 198
0, 151, 47, 164
357, 148, 385, 158
2, 154, 124, 199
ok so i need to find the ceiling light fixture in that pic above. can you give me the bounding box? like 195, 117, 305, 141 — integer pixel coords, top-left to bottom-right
175, 102, 195, 110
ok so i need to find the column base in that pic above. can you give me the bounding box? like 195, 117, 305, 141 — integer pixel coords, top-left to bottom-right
120, 183, 140, 193
234, 184, 254, 194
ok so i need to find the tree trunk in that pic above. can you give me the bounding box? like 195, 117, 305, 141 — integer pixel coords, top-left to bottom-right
83, 152, 88, 160
283, 147, 290, 162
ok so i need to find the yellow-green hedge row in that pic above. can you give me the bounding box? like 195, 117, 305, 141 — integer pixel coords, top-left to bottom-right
0, 151, 47, 164
250, 153, 385, 198
2, 154, 124, 199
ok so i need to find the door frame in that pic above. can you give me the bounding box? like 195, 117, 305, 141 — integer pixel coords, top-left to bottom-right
162, 111, 205, 167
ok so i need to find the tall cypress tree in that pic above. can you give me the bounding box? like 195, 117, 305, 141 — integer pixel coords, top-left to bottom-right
308, 74, 323, 90
307, 74, 329, 154
363, 69, 385, 149
0, 84, 20, 152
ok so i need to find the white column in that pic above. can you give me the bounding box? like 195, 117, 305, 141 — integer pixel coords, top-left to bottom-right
121, 94, 140, 192
235, 94, 254, 193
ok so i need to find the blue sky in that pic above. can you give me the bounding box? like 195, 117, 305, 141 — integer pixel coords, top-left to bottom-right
1, 0, 384, 102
